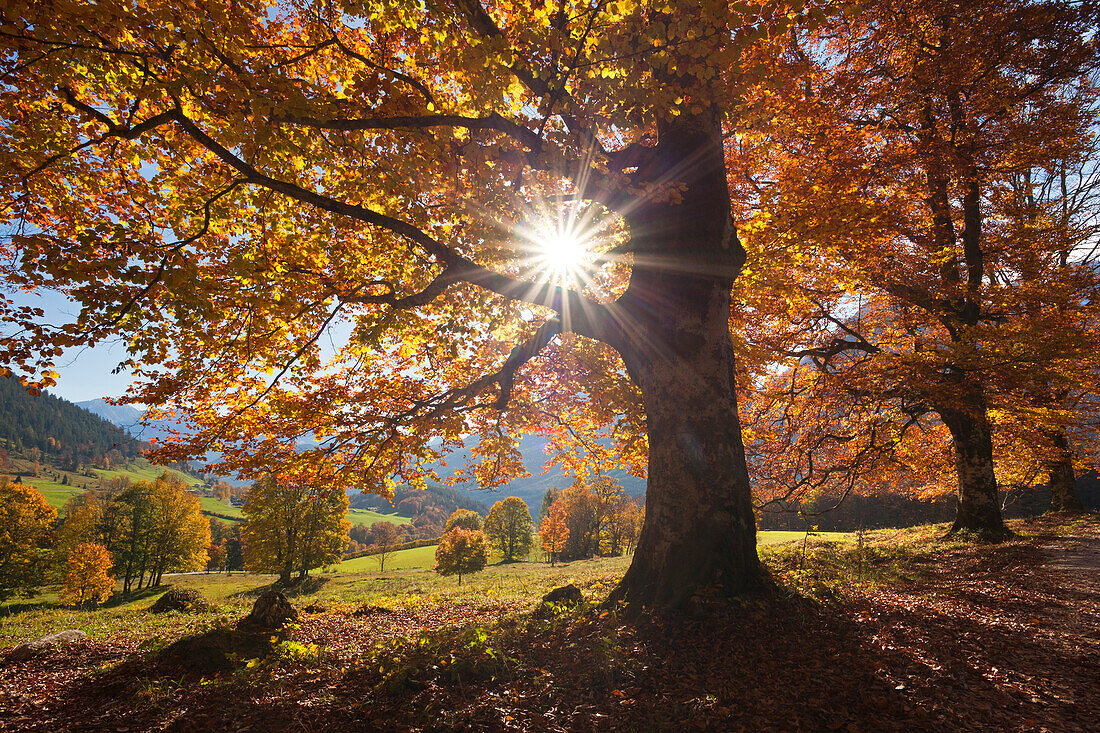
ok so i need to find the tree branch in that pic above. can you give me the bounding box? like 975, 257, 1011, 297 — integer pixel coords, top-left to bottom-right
278, 111, 544, 152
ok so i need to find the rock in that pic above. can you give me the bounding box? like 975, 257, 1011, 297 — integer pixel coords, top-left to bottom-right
236, 590, 299, 632
5, 630, 87, 663
534, 584, 584, 618
150, 588, 212, 613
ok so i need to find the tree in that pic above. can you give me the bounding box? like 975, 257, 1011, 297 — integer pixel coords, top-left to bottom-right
207, 541, 226, 573
483, 497, 534, 563
538, 487, 562, 522
225, 527, 244, 574
0, 482, 56, 602
539, 501, 570, 566
145, 474, 211, 586
371, 521, 400, 572
242, 476, 350, 584
0, 0, 789, 608
555, 483, 601, 561
109, 473, 211, 592
602, 498, 641, 557
60, 543, 114, 607
434, 528, 488, 586
732, 0, 1100, 539
444, 509, 484, 533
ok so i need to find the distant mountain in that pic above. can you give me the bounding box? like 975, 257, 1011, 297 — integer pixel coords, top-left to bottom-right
76, 399, 143, 429
425, 433, 646, 514
76, 399, 178, 443
0, 376, 141, 465
80, 396, 646, 510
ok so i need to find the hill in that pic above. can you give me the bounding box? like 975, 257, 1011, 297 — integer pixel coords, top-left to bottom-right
350, 483, 487, 522
0, 376, 141, 469
414, 433, 646, 514
76, 398, 183, 444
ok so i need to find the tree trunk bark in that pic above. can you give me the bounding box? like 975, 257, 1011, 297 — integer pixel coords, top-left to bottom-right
937, 394, 1010, 540
604, 116, 766, 609
613, 333, 764, 608
1045, 428, 1084, 513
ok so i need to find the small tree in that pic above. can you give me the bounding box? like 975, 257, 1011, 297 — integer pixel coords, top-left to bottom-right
601, 500, 641, 557
372, 521, 399, 572
206, 542, 226, 573
60, 543, 114, 607
538, 487, 562, 522
539, 501, 570, 567
444, 509, 483, 533
483, 497, 534, 563
0, 482, 57, 602
434, 529, 488, 585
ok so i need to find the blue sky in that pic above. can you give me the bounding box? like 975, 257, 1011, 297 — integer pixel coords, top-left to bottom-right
6, 288, 134, 403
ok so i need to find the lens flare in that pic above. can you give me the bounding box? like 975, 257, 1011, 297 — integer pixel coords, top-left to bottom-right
539, 228, 588, 276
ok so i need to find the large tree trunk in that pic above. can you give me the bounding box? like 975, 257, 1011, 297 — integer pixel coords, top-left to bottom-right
607, 117, 765, 609
1045, 428, 1084, 513
615, 334, 764, 608
937, 393, 1010, 540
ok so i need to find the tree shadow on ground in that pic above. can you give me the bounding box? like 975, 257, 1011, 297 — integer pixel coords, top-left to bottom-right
101, 585, 164, 608
229, 575, 330, 600
10, 587, 1089, 733
0, 600, 49, 617
4, 526, 1097, 732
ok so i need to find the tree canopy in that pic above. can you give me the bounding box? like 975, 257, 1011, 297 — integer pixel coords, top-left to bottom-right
434, 527, 489, 585
242, 475, 350, 583
483, 496, 535, 562
0, 482, 56, 601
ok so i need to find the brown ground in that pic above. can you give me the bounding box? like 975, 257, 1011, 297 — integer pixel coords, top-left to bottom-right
1, 515, 1097, 732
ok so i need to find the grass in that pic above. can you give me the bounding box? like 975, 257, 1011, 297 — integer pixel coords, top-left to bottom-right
337, 544, 437, 572
334, 530, 850, 575
197, 500, 408, 525
24, 482, 86, 511
2, 516, 1088, 651
94, 460, 201, 488
345, 508, 410, 527
200, 497, 243, 519
0, 527, 893, 649
18, 458, 202, 514
3, 514, 1095, 733
758, 529, 850, 545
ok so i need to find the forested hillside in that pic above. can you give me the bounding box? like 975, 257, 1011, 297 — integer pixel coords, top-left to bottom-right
0, 376, 141, 468
350, 483, 487, 521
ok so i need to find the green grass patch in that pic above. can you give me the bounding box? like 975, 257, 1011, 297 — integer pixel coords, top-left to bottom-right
18, 458, 202, 515
338, 544, 437, 572
757, 530, 851, 545
196, 501, 409, 525
94, 460, 201, 488
23, 481, 86, 511
345, 508, 411, 527
200, 496, 243, 519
